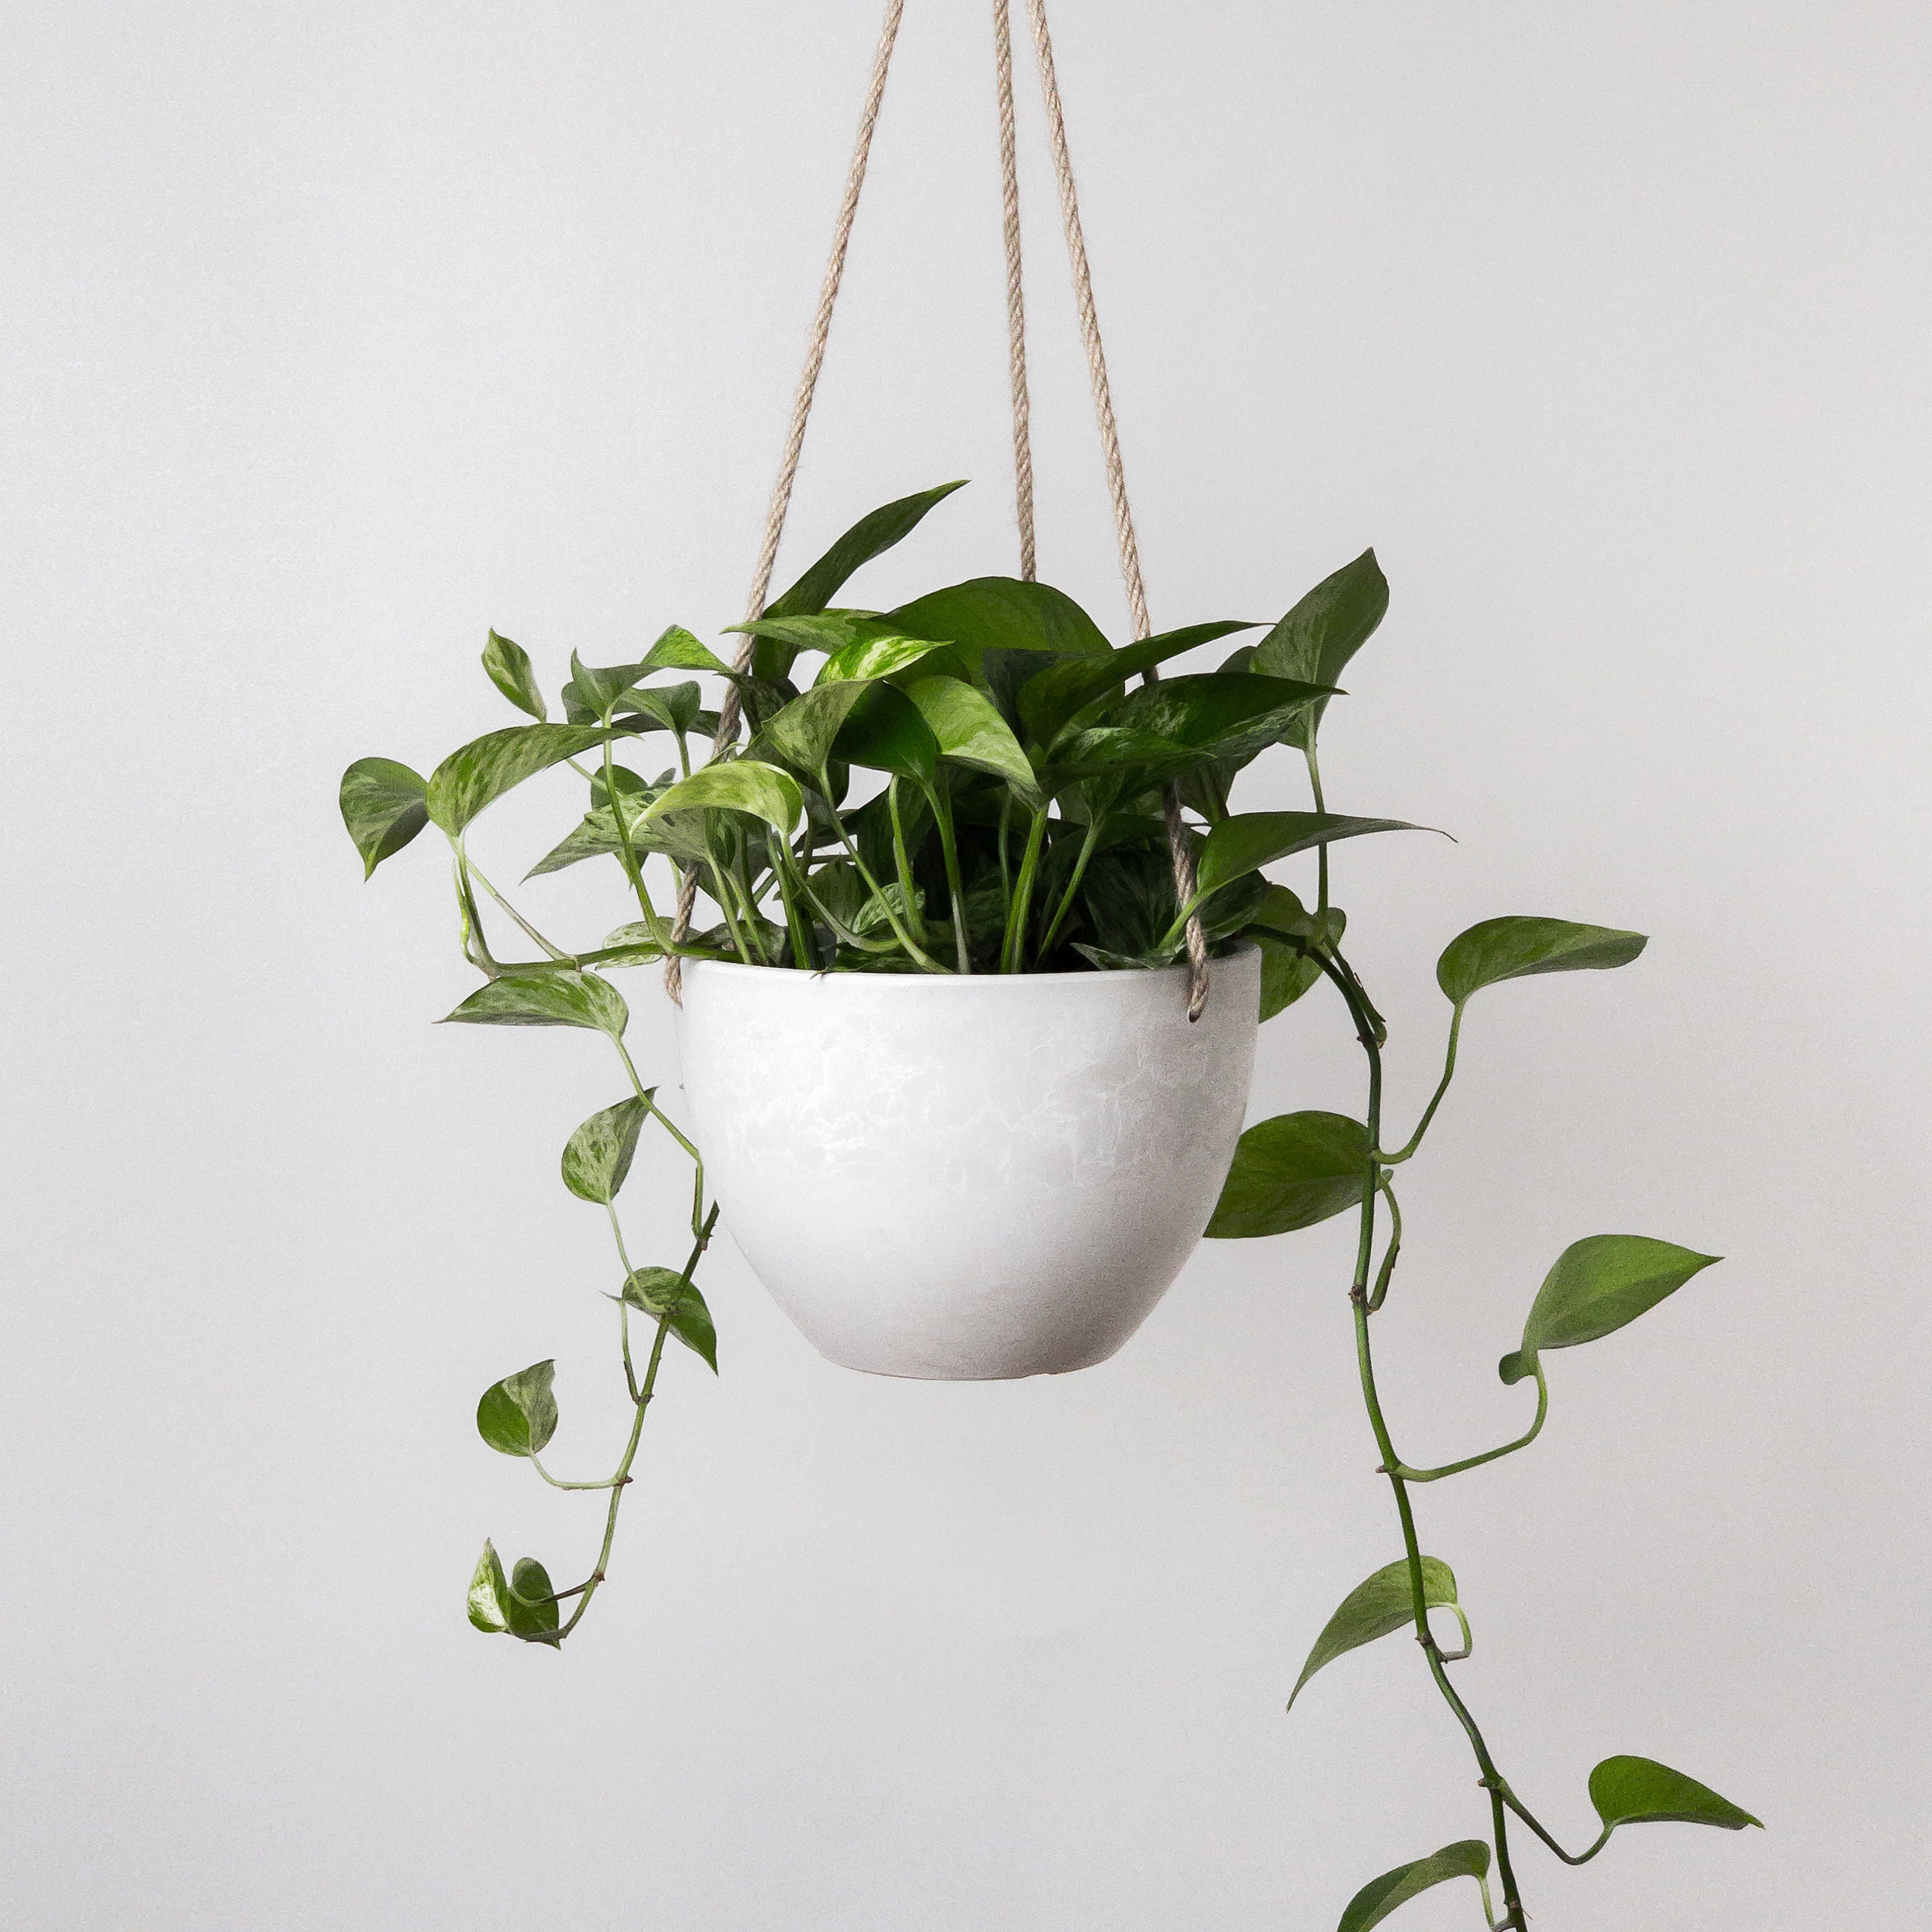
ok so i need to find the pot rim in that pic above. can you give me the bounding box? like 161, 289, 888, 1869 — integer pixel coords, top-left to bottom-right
677, 942, 1256, 992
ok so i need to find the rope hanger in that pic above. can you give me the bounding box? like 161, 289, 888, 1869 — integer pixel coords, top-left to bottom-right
668, 0, 1211, 1016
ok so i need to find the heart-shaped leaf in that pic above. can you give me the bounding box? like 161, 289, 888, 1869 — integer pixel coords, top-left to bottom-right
440, 969, 629, 1039
565, 650, 650, 723
1206, 1112, 1372, 1239
831, 682, 942, 786
506, 1555, 562, 1648
620, 1269, 719, 1372
1500, 1235, 1720, 1384
1101, 674, 1335, 770
815, 633, 949, 686
1336, 1840, 1490, 1932
468, 1539, 512, 1633
643, 760, 804, 837
903, 675, 1038, 795
1589, 1756, 1761, 1834
560, 1096, 651, 1204
1016, 620, 1263, 745
1253, 548, 1388, 750
887, 576, 1110, 665
340, 757, 430, 878
615, 679, 705, 735
482, 630, 546, 720
426, 724, 625, 833
766, 481, 968, 620
1289, 1557, 1460, 1709
1196, 812, 1423, 896
476, 1358, 558, 1456
641, 625, 730, 675
759, 680, 880, 777
1437, 916, 1648, 1005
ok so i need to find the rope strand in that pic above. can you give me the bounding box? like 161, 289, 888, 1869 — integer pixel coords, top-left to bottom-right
1023, 0, 1209, 1016
993, 0, 1037, 581
665, 0, 907, 1001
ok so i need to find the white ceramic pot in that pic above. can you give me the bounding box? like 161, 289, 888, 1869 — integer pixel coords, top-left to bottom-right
674, 949, 1260, 1379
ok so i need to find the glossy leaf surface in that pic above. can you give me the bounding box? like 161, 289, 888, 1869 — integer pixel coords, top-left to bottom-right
1589, 1756, 1761, 1833
904, 676, 1037, 793
621, 1269, 719, 1372
759, 680, 879, 777
1206, 1111, 1373, 1239
1016, 620, 1262, 744
1106, 672, 1332, 765
1253, 548, 1388, 750
641, 625, 730, 674
507, 1556, 562, 1648
831, 682, 942, 785
339, 757, 430, 878
560, 1096, 650, 1205
468, 1540, 512, 1633
766, 481, 968, 619
476, 1359, 558, 1456
888, 576, 1110, 664
426, 724, 620, 833
643, 761, 803, 836
1499, 1235, 1720, 1384
440, 969, 629, 1039
816, 633, 949, 685
1336, 1841, 1490, 1932
1437, 916, 1647, 1005
1197, 812, 1421, 896
1289, 1557, 1459, 1708
482, 630, 546, 719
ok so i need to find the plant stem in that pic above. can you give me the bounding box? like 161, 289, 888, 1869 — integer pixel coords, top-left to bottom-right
822, 774, 947, 972
1037, 817, 1102, 960
1311, 943, 1529, 1930
925, 778, 973, 973
1305, 739, 1329, 913
1001, 804, 1050, 972
886, 778, 929, 952
1388, 1366, 1548, 1483
1379, 1003, 1465, 1164
1368, 1179, 1401, 1312
466, 857, 575, 962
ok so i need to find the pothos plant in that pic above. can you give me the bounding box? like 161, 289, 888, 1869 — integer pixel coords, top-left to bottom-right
341, 480, 1757, 1930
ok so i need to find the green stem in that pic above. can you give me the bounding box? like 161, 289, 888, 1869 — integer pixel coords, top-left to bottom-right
703, 856, 755, 963
466, 857, 574, 962
1496, 1786, 1609, 1867
1037, 817, 1102, 960
1388, 1365, 1548, 1482
769, 828, 819, 969
1380, 1004, 1464, 1164
1001, 803, 1050, 972
527, 1450, 628, 1492
1312, 945, 1529, 1931
925, 778, 973, 973
1305, 739, 1329, 913
450, 845, 498, 974
822, 776, 946, 972
1368, 1179, 1401, 1312
886, 778, 930, 952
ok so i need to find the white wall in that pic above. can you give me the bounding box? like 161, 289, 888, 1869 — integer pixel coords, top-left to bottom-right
5, 3, 1926, 1927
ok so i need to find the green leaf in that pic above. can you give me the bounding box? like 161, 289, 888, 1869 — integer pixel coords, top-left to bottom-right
1336, 1841, 1490, 1932
831, 681, 942, 786
613, 679, 704, 735
1253, 548, 1388, 750
641, 624, 730, 674
759, 679, 880, 777
1589, 1756, 1761, 1834
1196, 811, 1423, 896
1016, 620, 1263, 745
1104, 672, 1334, 765
482, 630, 547, 720
643, 760, 804, 837
1258, 936, 1327, 1021
565, 650, 652, 723
816, 632, 949, 685
1206, 1110, 1372, 1239
1500, 1236, 1720, 1385
339, 757, 430, 879
426, 723, 623, 833
468, 1539, 511, 1633
1289, 1557, 1459, 1709
765, 481, 969, 619
560, 1095, 650, 1204
1437, 916, 1649, 1005
887, 576, 1111, 667
475, 1358, 558, 1456
440, 969, 629, 1039
903, 675, 1038, 795
620, 1269, 719, 1373
506, 1556, 562, 1648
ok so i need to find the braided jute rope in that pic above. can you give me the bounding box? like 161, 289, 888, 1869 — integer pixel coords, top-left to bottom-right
667, 0, 1209, 1019
664, 0, 906, 1001
992, 0, 1037, 583
1023, 0, 1209, 1018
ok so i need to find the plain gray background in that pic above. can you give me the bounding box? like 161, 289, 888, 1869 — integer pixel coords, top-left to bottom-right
4, 2, 1926, 1927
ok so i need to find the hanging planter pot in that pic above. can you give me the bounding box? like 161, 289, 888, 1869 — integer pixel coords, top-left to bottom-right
677, 948, 1261, 1378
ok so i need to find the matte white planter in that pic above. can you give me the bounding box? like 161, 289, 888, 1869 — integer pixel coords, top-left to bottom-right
674, 949, 1260, 1379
